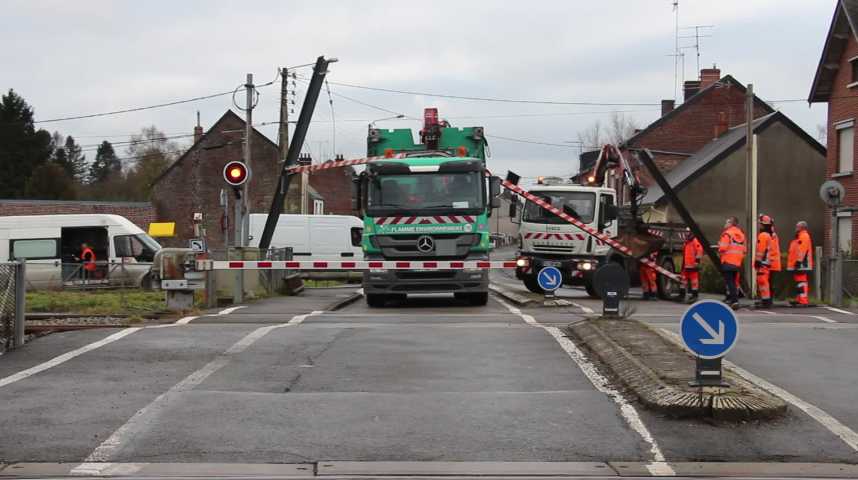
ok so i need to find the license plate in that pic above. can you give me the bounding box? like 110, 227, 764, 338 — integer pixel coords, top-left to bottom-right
542, 260, 561, 267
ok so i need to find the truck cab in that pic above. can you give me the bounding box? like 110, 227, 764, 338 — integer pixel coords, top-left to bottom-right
512, 178, 617, 296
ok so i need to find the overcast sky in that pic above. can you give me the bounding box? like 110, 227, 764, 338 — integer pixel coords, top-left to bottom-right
1, 0, 833, 181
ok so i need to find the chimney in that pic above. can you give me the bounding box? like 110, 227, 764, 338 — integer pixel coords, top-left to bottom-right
661, 99, 675, 116
713, 111, 729, 138
683, 80, 701, 102
699, 65, 721, 90
193, 111, 203, 144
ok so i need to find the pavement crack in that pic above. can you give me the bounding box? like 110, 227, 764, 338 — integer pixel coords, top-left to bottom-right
283, 328, 356, 393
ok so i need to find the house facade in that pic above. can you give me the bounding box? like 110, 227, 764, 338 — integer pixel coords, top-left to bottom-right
809, 0, 858, 254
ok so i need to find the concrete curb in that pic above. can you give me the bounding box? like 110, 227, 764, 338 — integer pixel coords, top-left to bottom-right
488, 283, 532, 306
325, 289, 363, 312
568, 318, 786, 420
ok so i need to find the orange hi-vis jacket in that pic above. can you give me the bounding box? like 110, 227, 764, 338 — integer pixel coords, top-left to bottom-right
755, 231, 782, 271
81, 247, 97, 272
787, 230, 813, 271
683, 237, 704, 270
718, 225, 746, 268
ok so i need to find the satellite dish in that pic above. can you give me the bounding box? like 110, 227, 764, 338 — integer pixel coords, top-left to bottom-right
819, 180, 846, 207
593, 262, 630, 299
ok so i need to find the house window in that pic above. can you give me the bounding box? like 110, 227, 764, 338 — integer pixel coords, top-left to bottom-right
837, 123, 854, 173
852, 58, 858, 84
313, 199, 324, 215
838, 216, 852, 254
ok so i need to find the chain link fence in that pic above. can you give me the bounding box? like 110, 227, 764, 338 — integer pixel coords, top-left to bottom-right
0, 262, 25, 351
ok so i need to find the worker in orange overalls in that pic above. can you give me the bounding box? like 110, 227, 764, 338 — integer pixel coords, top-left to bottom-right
79, 242, 97, 281
719, 216, 747, 308
787, 220, 813, 307
680, 228, 704, 304
754, 214, 782, 308
639, 251, 658, 301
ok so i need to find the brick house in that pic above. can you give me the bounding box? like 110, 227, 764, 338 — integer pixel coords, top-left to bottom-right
151, 110, 356, 250
809, 0, 858, 254
577, 68, 774, 183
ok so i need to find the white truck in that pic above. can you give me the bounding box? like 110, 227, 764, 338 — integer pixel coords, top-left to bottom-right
510, 177, 619, 297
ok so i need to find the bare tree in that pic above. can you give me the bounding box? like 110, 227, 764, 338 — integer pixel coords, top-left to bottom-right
577, 112, 639, 151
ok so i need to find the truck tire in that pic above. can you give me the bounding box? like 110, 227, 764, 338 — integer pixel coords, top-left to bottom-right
585, 279, 600, 299
456, 292, 489, 306
523, 274, 543, 293
656, 255, 680, 300
365, 294, 387, 308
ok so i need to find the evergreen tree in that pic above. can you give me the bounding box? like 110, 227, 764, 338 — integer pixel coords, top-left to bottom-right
89, 141, 121, 183
0, 89, 53, 197
62, 135, 87, 182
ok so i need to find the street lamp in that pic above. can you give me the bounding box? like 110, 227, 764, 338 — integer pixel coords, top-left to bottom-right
369, 114, 406, 128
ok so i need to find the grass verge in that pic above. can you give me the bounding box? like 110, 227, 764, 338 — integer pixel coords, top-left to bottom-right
26, 289, 166, 316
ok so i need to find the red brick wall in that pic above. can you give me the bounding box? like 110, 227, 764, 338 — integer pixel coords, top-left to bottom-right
309, 165, 358, 216
0, 200, 156, 231
625, 80, 771, 183
824, 34, 858, 253
151, 111, 279, 250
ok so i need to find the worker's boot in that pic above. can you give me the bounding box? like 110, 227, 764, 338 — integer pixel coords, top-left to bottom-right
755, 298, 773, 308
677, 289, 686, 303
686, 290, 698, 304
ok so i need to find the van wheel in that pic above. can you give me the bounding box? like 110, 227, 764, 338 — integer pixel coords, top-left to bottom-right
657, 255, 680, 300
365, 294, 387, 308
585, 279, 600, 299
523, 274, 543, 293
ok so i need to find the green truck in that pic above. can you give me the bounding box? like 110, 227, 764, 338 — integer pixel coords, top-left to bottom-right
352, 108, 501, 307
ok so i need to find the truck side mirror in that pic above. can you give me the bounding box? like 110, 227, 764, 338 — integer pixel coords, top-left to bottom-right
351, 174, 362, 211
489, 176, 501, 208
509, 201, 520, 225
605, 204, 618, 221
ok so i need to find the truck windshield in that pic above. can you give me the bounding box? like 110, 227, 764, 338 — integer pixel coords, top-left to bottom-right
367, 172, 483, 212
523, 191, 596, 224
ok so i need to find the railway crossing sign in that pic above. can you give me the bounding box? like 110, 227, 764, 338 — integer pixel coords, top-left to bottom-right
680, 300, 739, 387
537, 266, 562, 292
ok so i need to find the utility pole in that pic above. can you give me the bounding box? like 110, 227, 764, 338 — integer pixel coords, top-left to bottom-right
278, 67, 290, 162
242, 73, 253, 247
745, 83, 755, 299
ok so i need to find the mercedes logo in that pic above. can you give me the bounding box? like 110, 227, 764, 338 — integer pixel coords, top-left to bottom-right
416, 235, 435, 253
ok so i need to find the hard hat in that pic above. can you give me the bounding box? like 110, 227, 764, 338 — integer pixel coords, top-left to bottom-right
758, 214, 773, 226
796, 220, 808, 229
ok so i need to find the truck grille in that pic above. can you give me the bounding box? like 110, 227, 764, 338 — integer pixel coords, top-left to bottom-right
396, 271, 457, 280
375, 234, 478, 259
533, 244, 576, 254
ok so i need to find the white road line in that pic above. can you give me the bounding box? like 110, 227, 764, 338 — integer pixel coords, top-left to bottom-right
809, 315, 837, 324
0, 328, 142, 389
83, 311, 314, 462
570, 302, 595, 314
288, 310, 324, 325
174, 316, 199, 325
218, 305, 246, 315
658, 329, 858, 453
493, 296, 674, 476
824, 306, 855, 315
758, 310, 776, 315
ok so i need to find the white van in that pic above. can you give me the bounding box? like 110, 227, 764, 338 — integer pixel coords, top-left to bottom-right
248, 214, 363, 261
0, 214, 161, 289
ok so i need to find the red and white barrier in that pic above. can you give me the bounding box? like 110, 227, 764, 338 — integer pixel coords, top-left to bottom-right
196, 259, 524, 271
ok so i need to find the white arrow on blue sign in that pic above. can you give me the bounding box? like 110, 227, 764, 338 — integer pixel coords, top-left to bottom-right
537, 266, 562, 292
680, 300, 739, 359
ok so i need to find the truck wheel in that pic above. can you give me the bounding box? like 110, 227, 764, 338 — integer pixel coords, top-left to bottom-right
463, 292, 489, 306
523, 274, 543, 293
365, 294, 387, 308
656, 255, 680, 300
585, 279, 600, 299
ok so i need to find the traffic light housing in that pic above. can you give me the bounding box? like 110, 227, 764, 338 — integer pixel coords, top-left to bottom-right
223, 161, 250, 187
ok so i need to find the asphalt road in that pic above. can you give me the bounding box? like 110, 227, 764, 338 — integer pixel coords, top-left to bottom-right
2, 284, 858, 469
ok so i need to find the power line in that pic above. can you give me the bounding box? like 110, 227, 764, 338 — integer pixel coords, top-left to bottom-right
487, 134, 582, 148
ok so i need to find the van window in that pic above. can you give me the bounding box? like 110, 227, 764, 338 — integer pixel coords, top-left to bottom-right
115, 234, 159, 262
10, 238, 59, 260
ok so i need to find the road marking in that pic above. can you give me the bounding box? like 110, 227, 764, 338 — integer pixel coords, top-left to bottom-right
824, 306, 855, 315
758, 310, 776, 315
809, 315, 837, 324
82, 311, 315, 462
0, 328, 142, 389
570, 302, 595, 314
174, 316, 199, 325
659, 329, 858, 453
494, 296, 674, 476
218, 305, 246, 315
289, 311, 324, 325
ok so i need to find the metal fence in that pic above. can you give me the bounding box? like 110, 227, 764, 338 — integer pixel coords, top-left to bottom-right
0, 262, 25, 351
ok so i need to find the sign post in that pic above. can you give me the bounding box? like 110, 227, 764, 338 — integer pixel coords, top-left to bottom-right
537, 266, 562, 299
680, 300, 739, 387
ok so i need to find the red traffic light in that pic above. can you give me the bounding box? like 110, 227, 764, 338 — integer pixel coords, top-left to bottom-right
223, 161, 249, 187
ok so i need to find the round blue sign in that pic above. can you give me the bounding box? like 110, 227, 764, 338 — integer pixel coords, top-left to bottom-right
680, 300, 739, 359
537, 266, 562, 292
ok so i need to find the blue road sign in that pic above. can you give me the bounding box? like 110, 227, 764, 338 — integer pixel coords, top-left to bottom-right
680, 300, 740, 359
537, 266, 562, 292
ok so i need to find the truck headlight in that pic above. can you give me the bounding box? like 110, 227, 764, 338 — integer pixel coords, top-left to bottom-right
578, 262, 594, 271
516, 258, 528, 267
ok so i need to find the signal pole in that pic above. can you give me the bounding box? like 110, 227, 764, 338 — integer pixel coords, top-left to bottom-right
745, 83, 755, 298
242, 73, 254, 247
